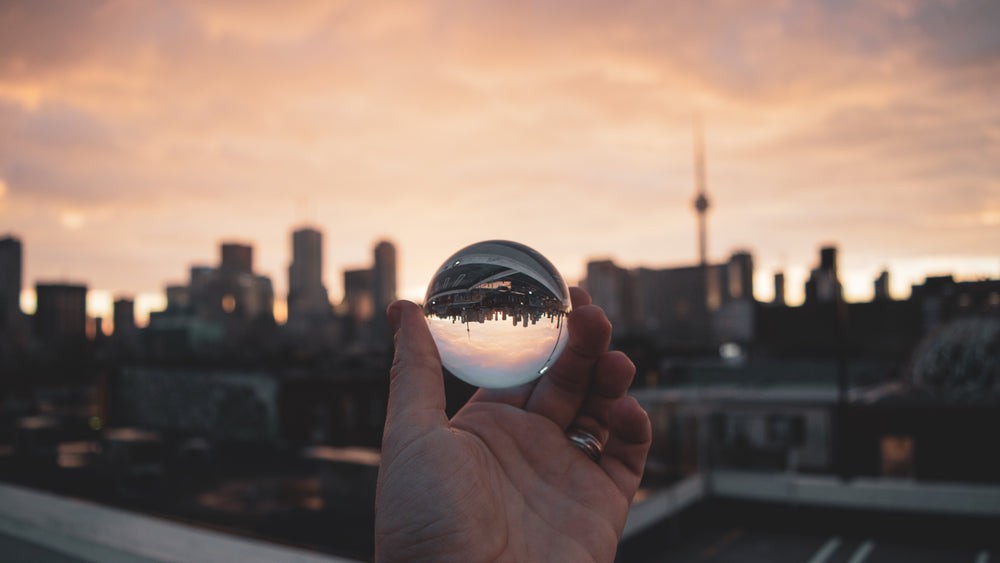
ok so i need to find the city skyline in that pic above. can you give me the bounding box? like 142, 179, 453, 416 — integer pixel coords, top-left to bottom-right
2, 1, 999, 322
7, 225, 999, 330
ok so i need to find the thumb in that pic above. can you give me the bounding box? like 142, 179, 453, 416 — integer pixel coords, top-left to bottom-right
385, 300, 448, 433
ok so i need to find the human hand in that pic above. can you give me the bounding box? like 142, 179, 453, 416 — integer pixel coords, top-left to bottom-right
375, 288, 651, 563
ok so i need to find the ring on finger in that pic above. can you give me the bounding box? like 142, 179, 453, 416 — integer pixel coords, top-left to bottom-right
566, 428, 602, 462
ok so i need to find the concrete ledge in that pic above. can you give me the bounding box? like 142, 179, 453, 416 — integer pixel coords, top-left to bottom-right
711, 471, 1000, 516
0, 482, 358, 563
622, 474, 706, 539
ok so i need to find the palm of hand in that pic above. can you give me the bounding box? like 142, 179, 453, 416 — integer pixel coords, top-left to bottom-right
379, 402, 627, 563
375, 292, 650, 563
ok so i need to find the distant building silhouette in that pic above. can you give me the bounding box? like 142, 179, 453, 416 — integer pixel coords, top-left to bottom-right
874, 270, 891, 302
146, 242, 275, 357
112, 297, 137, 352
585, 260, 633, 331
342, 269, 374, 325
692, 116, 711, 267
756, 247, 928, 359
220, 243, 253, 275
205, 242, 274, 323
165, 284, 190, 310
370, 241, 397, 344
287, 227, 331, 324
34, 283, 88, 348
773, 271, 786, 306
372, 240, 397, 319
585, 251, 756, 351
805, 245, 841, 305
0, 236, 23, 337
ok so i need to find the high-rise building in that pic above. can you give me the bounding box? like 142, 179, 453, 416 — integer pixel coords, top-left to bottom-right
342, 269, 374, 323
773, 272, 786, 306
726, 251, 754, 301
805, 245, 842, 305
147, 242, 276, 356
0, 236, 22, 334
113, 298, 136, 337
372, 240, 397, 319
874, 270, 891, 302
585, 259, 633, 331
287, 227, 330, 322
207, 243, 273, 322
34, 283, 88, 345
220, 243, 253, 274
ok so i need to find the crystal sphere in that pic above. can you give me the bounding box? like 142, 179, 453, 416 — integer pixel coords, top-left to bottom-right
423, 240, 572, 388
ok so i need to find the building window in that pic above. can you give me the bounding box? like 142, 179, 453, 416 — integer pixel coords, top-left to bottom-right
880, 435, 915, 478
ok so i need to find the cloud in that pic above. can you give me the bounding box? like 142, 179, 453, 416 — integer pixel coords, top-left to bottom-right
0, 0, 997, 302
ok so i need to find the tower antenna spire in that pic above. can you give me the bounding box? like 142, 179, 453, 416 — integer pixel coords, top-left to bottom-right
692, 112, 711, 267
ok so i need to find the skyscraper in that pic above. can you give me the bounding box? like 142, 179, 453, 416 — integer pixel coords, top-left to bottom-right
874, 270, 891, 302
220, 243, 253, 274
113, 298, 136, 338
773, 272, 786, 306
370, 240, 397, 343
805, 245, 842, 304
372, 240, 397, 319
287, 227, 331, 322
0, 236, 22, 334
34, 283, 88, 346
585, 259, 633, 331
342, 269, 374, 322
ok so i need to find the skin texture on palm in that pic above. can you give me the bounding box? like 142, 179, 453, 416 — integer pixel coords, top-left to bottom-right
375, 288, 652, 563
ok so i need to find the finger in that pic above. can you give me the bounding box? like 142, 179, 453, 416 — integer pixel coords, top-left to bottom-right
600, 397, 652, 501
569, 286, 591, 307
385, 301, 449, 434
565, 351, 636, 442
463, 287, 594, 410
522, 304, 612, 429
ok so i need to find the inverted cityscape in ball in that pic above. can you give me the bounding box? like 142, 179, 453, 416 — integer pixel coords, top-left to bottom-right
423, 240, 572, 388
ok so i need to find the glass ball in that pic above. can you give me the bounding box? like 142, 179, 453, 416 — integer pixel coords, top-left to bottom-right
423, 240, 572, 388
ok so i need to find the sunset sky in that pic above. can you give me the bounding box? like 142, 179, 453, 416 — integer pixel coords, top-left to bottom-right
2, 0, 998, 325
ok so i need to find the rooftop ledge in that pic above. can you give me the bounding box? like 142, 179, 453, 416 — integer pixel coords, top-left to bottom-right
0, 481, 359, 563
623, 470, 1000, 539
3, 472, 999, 561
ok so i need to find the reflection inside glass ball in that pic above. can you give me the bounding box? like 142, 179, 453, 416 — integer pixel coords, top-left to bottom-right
423, 240, 572, 388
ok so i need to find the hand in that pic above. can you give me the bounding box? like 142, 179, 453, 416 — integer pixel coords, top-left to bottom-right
375, 288, 651, 563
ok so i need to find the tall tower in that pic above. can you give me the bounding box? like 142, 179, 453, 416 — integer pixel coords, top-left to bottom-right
0, 236, 23, 334
371, 240, 398, 344
373, 240, 397, 317
692, 115, 711, 267
287, 226, 330, 321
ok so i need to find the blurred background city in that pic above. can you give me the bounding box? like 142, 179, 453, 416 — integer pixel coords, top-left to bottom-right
1, 1, 998, 562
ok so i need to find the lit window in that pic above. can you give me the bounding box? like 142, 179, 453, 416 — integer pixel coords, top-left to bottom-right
880, 435, 914, 478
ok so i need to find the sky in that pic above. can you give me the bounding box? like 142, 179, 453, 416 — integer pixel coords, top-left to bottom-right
2, 0, 999, 325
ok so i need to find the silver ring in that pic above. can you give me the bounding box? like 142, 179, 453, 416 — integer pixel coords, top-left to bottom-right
567, 428, 602, 462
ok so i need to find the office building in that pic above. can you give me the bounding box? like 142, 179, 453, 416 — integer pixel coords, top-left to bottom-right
220, 243, 253, 274
342, 269, 374, 324
287, 227, 331, 323
34, 283, 88, 346
113, 298, 136, 337
0, 236, 23, 335
372, 240, 397, 319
